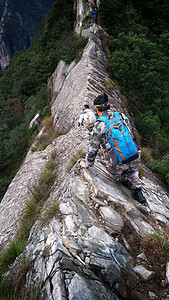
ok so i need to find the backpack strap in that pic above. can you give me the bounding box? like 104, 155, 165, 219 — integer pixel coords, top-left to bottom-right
112, 112, 119, 119
97, 116, 109, 122
98, 112, 120, 123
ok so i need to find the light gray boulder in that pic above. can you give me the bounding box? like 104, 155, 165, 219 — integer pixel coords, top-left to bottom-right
133, 265, 155, 281
29, 113, 41, 128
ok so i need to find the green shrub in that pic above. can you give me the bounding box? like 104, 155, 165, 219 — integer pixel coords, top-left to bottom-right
147, 154, 169, 186
141, 229, 169, 276
99, 0, 129, 37
0, 238, 27, 274
40, 201, 60, 226
0, 150, 56, 277
136, 111, 161, 143
25, 84, 51, 123
0, 177, 13, 202
106, 30, 169, 188
152, 230, 169, 253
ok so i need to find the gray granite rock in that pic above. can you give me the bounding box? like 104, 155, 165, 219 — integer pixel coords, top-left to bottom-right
68, 274, 119, 300
133, 265, 155, 281
166, 261, 169, 284
99, 206, 124, 232
0, 4, 169, 300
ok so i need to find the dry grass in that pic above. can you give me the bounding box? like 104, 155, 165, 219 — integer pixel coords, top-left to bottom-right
40, 200, 60, 226
141, 229, 169, 270
99, 28, 110, 49
0, 256, 31, 299
137, 164, 144, 178
67, 149, 86, 171
110, 79, 129, 107
0, 150, 57, 281
75, 48, 84, 62
13, 258, 31, 298
141, 147, 154, 164
104, 77, 112, 94
113, 80, 121, 91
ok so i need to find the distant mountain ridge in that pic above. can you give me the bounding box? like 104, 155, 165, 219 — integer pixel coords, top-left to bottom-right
0, 0, 54, 69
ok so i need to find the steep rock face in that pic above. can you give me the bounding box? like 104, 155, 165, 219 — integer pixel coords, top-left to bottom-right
0, 25, 169, 299
0, 0, 54, 69
75, 0, 91, 34
75, 0, 100, 34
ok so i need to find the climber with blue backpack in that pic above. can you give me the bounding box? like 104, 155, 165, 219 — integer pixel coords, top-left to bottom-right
93, 8, 98, 24
80, 93, 145, 204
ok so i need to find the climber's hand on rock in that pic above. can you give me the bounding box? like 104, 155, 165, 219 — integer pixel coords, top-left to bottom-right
100, 146, 105, 152
80, 160, 85, 168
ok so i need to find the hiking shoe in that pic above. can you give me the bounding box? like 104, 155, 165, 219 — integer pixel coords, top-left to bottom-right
121, 180, 132, 189
132, 189, 145, 204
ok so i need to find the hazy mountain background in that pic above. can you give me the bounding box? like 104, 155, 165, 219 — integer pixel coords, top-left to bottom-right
0, 0, 54, 69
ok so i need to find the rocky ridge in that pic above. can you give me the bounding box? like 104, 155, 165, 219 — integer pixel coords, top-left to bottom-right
0, 14, 169, 300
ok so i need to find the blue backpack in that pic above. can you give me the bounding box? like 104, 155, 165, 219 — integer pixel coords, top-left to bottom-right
98, 112, 139, 164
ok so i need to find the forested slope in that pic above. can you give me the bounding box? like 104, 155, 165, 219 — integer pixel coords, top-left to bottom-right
99, 0, 169, 187
0, 0, 87, 200
0, 0, 168, 202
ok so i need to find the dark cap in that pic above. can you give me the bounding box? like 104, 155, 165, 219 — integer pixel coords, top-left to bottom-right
94, 93, 110, 111
83, 104, 89, 109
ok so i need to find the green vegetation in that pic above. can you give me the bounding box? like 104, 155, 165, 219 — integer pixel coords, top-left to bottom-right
0, 262, 45, 300
0, 0, 54, 54
0, 238, 27, 275
67, 149, 86, 171
0, 256, 31, 300
0, 150, 56, 275
0, 0, 88, 201
40, 200, 60, 226
99, 0, 169, 188
0, 150, 57, 298
151, 230, 169, 253
142, 229, 169, 271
